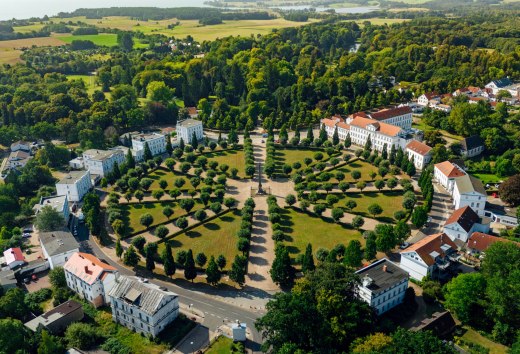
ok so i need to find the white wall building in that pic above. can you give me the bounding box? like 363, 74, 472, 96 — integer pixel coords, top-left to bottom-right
10, 140, 32, 152
452, 174, 487, 216
405, 140, 432, 170
3, 248, 25, 269
433, 161, 466, 192
64, 252, 119, 308
56, 170, 92, 202
109, 276, 179, 337
485, 78, 518, 95
131, 133, 166, 157
176, 119, 204, 145
8, 150, 32, 169
83, 149, 125, 177
417, 93, 440, 107
39, 231, 80, 269
355, 258, 409, 315
484, 202, 518, 228
367, 106, 413, 130
400, 233, 459, 281
460, 136, 485, 158
443, 206, 490, 243
347, 116, 406, 153
33, 195, 70, 224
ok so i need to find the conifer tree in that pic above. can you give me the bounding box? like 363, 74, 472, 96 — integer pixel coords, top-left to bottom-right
184, 249, 197, 282
162, 244, 176, 278
302, 243, 315, 274
206, 256, 221, 285
143, 142, 153, 161
126, 149, 135, 168
332, 127, 339, 146
165, 135, 173, 156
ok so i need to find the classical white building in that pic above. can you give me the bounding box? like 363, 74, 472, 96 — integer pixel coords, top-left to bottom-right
131, 133, 166, 158
443, 206, 490, 243
367, 106, 413, 130
56, 170, 92, 202
33, 195, 70, 224
64, 252, 119, 307
39, 231, 80, 269
400, 233, 459, 281
355, 258, 409, 315
452, 174, 487, 216
109, 276, 179, 337
176, 119, 204, 145
83, 149, 125, 177
405, 140, 432, 170
433, 161, 466, 192
347, 116, 406, 152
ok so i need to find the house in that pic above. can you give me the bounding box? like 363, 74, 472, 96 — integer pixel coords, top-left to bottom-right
405, 140, 432, 170
0, 269, 17, 292
411, 311, 456, 339
417, 92, 439, 107
109, 276, 179, 336
466, 232, 518, 256
452, 174, 487, 216
82, 149, 125, 177
64, 252, 119, 307
484, 202, 518, 227
460, 135, 485, 158
485, 77, 514, 95
355, 258, 409, 315
400, 233, 459, 281
443, 206, 490, 243
432, 103, 452, 113
33, 195, 70, 224
25, 300, 84, 334
10, 140, 32, 152
55, 170, 92, 202
7, 150, 32, 169
367, 106, 413, 130
3, 247, 25, 269
39, 231, 80, 269
68, 157, 84, 170
433, 161, 466, 192
176, 119, 204, 145
131, 133, 166, 157
186, 107, 199, 118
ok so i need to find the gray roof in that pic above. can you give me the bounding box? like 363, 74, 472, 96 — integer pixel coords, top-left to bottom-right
491, 77, 513, 88
454, 174, 486, 196
132, 133, 164, 142
0, 269, 16, 287
39, 231, 79, 257
109, 276, 177, 316
25, 300, 83, 332
356, 258, 408, 294
177, 119, 203, 128
57, 171, 90, 185
33, 195, 67, 214
461, 135, 484, 151
83, 149, 123, 161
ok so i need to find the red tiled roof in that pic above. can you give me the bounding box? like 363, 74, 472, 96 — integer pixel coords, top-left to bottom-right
187, 107, 198, 115
444, 206, 480, 232
64, 252, 117, 285
337, 121, 350, 130
422, 92, 439, 100
350, 117, 402, 137
321, 119, 337, 128
434, 161, 466, 178
468, 86, 481, 93
467, 232, 517, 252
403, 233, 458, 266
352, 111, 369, 119
369, 106, 412, 121
3, 247, 24, 264
406, 140, 432, 156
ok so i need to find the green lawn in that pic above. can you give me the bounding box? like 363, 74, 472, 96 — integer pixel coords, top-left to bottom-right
276, 148, 327, 167
205, 336, 235, 354
412, 119, 463, 142
472, 172, 503, 185
122, 200, 203, 235
148, 168, 200, 191
311, 191, 406, 223
159, 210, 242, 269
280, 208, 363, 262
321, 160, 381, 183
460, 327, 509, 354
57, 33, 148, 48
204, 150, 246, 177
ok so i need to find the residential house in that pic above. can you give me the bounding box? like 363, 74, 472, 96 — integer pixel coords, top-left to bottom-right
10, 140, 32, 152
82, 148, 125, 177
417, 92, 440, 107
431, 103, 452, 113
485, 77, 518, 95
484, 202, 518, 227
443, 206, 490, 243
131, 133, 166, 157
25, 300, 84, 334
33, 195, 70, 225
39, 231, 80, 269
355, 258, 409, 315
3, 247, 25, 269
8, 150, 32, 169
452, 174, 487, 216
109, 276, 179, 336
433, 161, 466, 192
460, 135, 485, 158
55, 170, 92, 202
399, 233, 459, 280
176, 119, 204, 145
68, 157, 84, 170
64, 252, 119, 307
405, 140, 432, 170
466, 232, 518, 256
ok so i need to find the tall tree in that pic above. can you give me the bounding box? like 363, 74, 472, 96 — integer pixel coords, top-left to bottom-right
302, 243, 315, 274
123, 245, 140, 268
270, 244, 295, 287
143, 142, 153, 161
205, 256, 221, 285
184, 249, 197, 282
364, 231, 377, 260
162, 244, 176, 278
344, 240, 363, 267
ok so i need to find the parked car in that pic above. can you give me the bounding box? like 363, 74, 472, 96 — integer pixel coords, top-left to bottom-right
22, 233, 31, 238
399, 242, 411, 250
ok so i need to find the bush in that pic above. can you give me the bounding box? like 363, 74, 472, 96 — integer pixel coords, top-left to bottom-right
65, 323, 103, 350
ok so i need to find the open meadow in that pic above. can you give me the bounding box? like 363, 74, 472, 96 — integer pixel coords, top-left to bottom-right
0, 37, 65, 64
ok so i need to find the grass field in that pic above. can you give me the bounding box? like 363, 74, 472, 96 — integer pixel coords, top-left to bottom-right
321, 159, 381, 183
472, 172, 503, 185
147, 168, 201, 191
122, 200, 203, 235
205, 336, 235, 354
460, 327, 509, 354
276, 148, 334, 171
280, 208, 363, 261
0, 37, 66, 64
412, 118, 464, 142
353, 18, 410, 26
204, 150, 246, 177
159, 210, 242, 269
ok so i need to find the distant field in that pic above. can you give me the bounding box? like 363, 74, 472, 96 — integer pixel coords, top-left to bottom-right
353, 18, 410, 26
0, 37, 66, 64
57, 33, 119, 47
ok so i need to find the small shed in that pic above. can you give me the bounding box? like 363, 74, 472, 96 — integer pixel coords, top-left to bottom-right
231, 321, 247, 342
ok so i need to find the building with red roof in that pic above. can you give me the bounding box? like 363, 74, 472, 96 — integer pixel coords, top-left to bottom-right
405, 140, 432, 170
433, 161, 466, 192
3, 247, 25, 269
443, 206, 490, 243
466, 232, 518, 256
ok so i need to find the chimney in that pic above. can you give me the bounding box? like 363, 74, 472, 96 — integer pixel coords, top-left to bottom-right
84, 266, 89, 273
382, 265, 387, 272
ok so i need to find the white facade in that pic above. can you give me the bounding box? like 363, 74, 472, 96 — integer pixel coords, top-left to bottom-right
452, 175, 486, 216
444, 220, 489, 243
8, 151, 32, 169
83, 149, 125, 177
33, 195, 70, 223
69, 157, 84, 170
132, 133, 166, 157
433, 161, 466, 192
56, 171, 92, 202
176, 119, 204, 145
399, 252, 431, 280
347, 117, 405, 153
109, 276, 179, 337
405, 140, 432, 170
39, 231, 80, 270
369, 106, 413, 130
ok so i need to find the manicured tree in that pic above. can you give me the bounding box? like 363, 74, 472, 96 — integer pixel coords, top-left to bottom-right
115, 239, 123, 259
158, 179, 168, 190
332, 127, 339, 146
215, 254, 227, 271
364, 231, 377, 260
285, 194, 296, 206
306, 125, 314, 141
162, 206, 174, 219
230, 167, 239, 179
270, 244, 295, 287
331, 207, 344, 223
345, 200, 357, 212
387, 177, 398, 190
194, 209, 207, 222
394, 210, 406, 221
369, 171, 377, 180
184, 249, 197, 282
176, 216, 188, 230
123, 246, 140, 268
338, 181, 349, 193
224, 197, 236, 209
210, 202, 222, 214
134, 190, 144, 202
176, 250, 187, 267
152, 189, 164, 201
381, 144, 388, 160
155, 225, 169, 239
344, 133, 351, 149
179, 198, 195, 213
411, 206, 428, 227
173, 147, 183, 160
389, 145, 396, 165
195, 252, 207, 268
131, 236, 146, 254
376, 224, 396, 253
145, 243, 157, 272
140, 178, 153, 191
313, 203, 326, 216
330, 157, 340, 166
344, 240, 363, 268
143, 142, 153, 161
180, 162, 191, 174
200, 192, 211, 206
395, 147, 404, 167
162, 244, 176, 278
406, 161, 416, 177
229, 255, 247, 286
374, 179, 385, 191
351, 170, 361, 180
169, 188, 181, 200
356, 181, 367, 192
126, 149, 135, 168
368, 203, 383, 218
302, 243, 315, 274
352, 215, 365, 230
140, 213, 154, 229
394, 221, 411, 245
124, 191, 133, 202
237, 238, 250, 254
303, 157, 313, 167
206, 256, 221, 285
314, 152, 324, 161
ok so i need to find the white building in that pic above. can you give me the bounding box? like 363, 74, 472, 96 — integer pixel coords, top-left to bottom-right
109, 276, 179, 337
405, 140, 432, 170
367, 106, 412, 130
83, 149, 125, 177
33, 195, 70, 224
355, 258, 409, 315
433, 161, 466, 192
347, 116, 406, 153
460, 136, 485, 158
39, 231, 80, 269
131, 133, 166, 157
443, 206, 490, 243
55, 170, 92, 202
417, 92, 440, 107
10, 140, 32, 152
176, 119, 204, 145
485, 78, 519, 96
3, 247, 25, 269
8, 150, 32, 169
484, 202, 518, 228
452, 174, 487, 216
64, 252, 119, 308
69, 157, 84, 170
400, 233, 459, 281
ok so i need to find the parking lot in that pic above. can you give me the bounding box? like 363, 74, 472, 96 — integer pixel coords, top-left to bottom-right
23, 269, 51, 293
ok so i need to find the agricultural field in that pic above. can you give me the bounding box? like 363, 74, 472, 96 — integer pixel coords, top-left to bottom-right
0, 37, 66, 64
158, 210, 242, 269
56, 33, 148, 48
204, 149, 246, 177
353, 18, 411, 26
280, 208, 363, 261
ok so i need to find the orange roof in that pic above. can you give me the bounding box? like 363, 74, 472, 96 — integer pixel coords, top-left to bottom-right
467, 232, 517, 252
406, 140, 432, 156
321, 118, 338, 128
434, 161, 466, 178
3, 247, 25, 264
370, 106, 412, 121
444, 206, 479, 232
64, 252, 117, 285
187, 107, 198, 115
468, 86, 481, 93
352, 111, 369, 119
422, 92, 439, 100
350, 117, 402, 137
403, 233, 458, 266
337, 121, 350, 130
